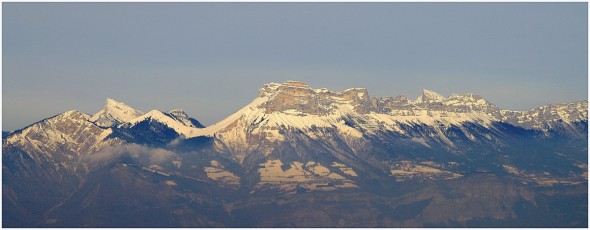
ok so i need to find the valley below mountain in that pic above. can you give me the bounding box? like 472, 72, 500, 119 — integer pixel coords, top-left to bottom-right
3, 81, 588, 227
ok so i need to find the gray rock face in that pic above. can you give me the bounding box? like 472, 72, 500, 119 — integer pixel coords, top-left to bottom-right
260, 81, 329, 115
259, 81, 372, 115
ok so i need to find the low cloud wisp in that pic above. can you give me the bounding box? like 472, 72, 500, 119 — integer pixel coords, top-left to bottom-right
87, 143, 178, 165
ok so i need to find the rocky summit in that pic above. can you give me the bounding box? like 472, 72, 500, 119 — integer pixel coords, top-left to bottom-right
3, 81, 588, 227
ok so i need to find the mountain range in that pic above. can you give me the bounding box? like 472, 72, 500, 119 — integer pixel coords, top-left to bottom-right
3, 80, 588, 227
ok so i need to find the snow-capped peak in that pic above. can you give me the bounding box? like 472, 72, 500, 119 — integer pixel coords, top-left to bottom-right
127, 110, 201, 137
418, 89, 446, 102
104, 98, 140, 112
89, 98, 144, 127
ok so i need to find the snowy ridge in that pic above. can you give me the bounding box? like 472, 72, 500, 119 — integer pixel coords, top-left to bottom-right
444, 93, 494, 107
499, 100, 588, 130
5, 81, 586, 153
190, 96, 269, 137
160, 81, 584, 158
144, 81, 584, 142
182, 81, 370, 138
210, 83, 498, 133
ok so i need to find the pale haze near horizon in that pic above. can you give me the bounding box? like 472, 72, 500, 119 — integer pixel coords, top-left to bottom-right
3, 3, 588, 131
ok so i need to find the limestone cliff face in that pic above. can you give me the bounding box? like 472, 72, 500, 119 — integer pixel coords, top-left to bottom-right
260, 81, 330, 115
339, 88, 371, 114
258, 81, 371, 115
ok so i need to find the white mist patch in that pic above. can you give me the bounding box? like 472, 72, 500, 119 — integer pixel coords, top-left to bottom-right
87, 143, 178, 165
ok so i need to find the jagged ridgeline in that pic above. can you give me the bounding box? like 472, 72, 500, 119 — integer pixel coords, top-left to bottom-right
3, 81, 588, 227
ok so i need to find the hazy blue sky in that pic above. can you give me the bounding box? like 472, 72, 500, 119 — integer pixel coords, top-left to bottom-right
3, 3, 588, 131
